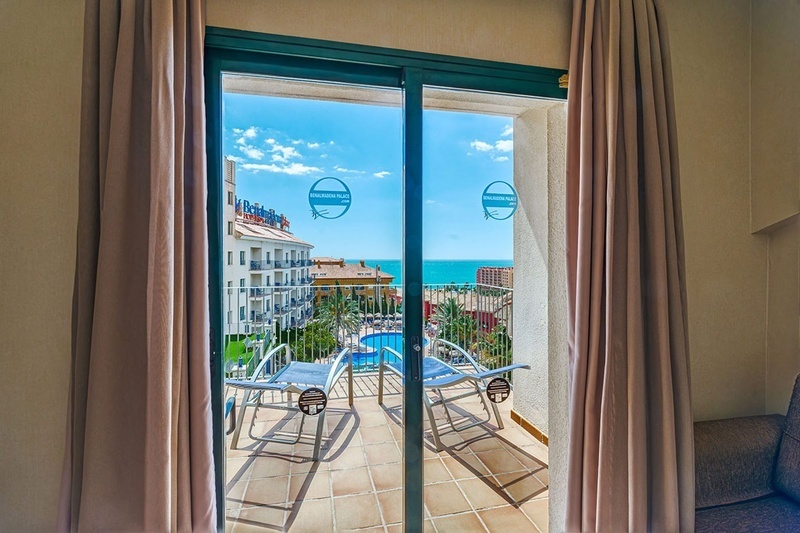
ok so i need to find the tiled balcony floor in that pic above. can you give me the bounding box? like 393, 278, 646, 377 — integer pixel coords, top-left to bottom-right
225, 372, 548, 532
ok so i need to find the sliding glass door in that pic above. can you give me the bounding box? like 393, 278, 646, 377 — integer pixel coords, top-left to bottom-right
205, 29, 565, 532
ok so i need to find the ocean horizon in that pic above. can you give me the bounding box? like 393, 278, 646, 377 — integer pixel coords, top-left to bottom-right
348, 259, 513, 286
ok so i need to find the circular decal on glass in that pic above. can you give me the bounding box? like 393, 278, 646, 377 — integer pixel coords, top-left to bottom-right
486, 377, 511, 404
298, 387, 328, 416
482, 181, 518, 220
309, 177, 352, 220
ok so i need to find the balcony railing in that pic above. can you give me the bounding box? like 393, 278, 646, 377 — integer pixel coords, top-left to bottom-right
274, 261, 284, 269
224, 282, 513, 375
249, 260, 272, 271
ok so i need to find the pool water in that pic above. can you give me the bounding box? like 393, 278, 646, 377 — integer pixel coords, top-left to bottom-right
354, 332, 429, 371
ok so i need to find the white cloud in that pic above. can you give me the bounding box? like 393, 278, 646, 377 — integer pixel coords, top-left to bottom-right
329, 141, 335, 145
265, 138, 276, 145
373, 171, 391, 178
495, 140, 513, 152
238, 145, 265, 160
320, 154, 328, 159
236, 137, 247, 146
241, 162, 322, 175
501, 124, 513, 137
425, 199, 436, 204
270, 144, 301, 163
307, 142, 320, 149
226, 155, 245, 163
232, 128, 243, 135
470, 140, 493, 152
291, 139, 303, 145
492, 156, 509, 162
334, 165, 364, 174
243, 126, 257, 138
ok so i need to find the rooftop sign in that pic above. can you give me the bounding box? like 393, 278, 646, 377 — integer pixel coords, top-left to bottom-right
236, 197, 290, 230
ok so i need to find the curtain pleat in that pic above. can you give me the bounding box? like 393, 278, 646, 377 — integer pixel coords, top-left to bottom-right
565, 0, 694, 531
58, 1, 216, 531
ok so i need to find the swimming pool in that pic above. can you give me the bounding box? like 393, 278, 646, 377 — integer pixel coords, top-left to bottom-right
358, 332, 428, 354
351, 332, 429, 371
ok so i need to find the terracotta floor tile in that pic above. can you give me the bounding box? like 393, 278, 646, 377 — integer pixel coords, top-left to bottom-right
328, 444, 367, 471
331, 466, 373, 497
365, 442, 402, 465
233, 505, 287, 532
361, 424, 395, 445
506, 445, 548, 470
495, 472, 547, 503
433, 511, 488, 532
423, 458, 454, 484
250, 455, 292, 479
288, 470, 331, 502
475, 448, 525, 475
377, 489, 403, 525
458, 477, 510, 510
370, 462, 403, 491
478, 506, 537, 531
285, 497, 333, 532
359, 409, 391, 427
333, 493, 383, 530
534, 468, 549, 486
442, 452, 491, 478
242, 476, 290, 508
423, 481, 472, 517
226, 479, 250, 509
521, 499, 549, 532
462, 433, 505, 453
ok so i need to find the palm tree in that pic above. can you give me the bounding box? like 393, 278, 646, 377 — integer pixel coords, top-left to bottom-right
317, 284, 361, 347
433, 297, 477, 347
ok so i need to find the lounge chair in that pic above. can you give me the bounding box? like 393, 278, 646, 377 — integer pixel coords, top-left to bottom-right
377, 339, 529, 451
226, 343, 353, 460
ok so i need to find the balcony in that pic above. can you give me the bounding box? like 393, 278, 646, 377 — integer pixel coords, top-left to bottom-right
248, 288, 266, 299
290, 260, 299, 267
224, 375, 547, 531
274, 260, 285, 269
249, 260, 272, 271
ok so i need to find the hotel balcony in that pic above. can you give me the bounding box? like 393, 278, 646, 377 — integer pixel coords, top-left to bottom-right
248, 288, 266, 299
224, 372, 547, 531
249, 259, 272, 271
274, 260, 285, 269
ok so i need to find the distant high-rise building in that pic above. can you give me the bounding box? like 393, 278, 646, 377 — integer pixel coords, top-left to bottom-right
476, 266, 514, 288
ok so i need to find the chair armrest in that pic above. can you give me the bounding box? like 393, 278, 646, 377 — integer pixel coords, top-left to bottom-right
695, 414, 784, 509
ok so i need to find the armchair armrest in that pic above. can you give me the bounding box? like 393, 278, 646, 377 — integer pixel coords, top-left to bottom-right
695, 414, 784, 509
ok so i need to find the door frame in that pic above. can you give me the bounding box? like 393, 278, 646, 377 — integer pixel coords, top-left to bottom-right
204, 28, 566, 532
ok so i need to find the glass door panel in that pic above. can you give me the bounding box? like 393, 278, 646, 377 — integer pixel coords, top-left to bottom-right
420, 86, 549, 530
220, 74, 408, 531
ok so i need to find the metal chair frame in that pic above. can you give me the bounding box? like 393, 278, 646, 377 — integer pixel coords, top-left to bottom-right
227, 343, 353, 460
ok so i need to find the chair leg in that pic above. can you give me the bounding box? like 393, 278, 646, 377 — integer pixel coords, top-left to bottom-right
312, 410, 326, 461
424, 395, 444, 452
378, 364, 385, 405
230, 390, 251, 449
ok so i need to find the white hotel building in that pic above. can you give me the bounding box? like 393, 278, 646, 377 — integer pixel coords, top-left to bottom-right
224, 158, 315, 336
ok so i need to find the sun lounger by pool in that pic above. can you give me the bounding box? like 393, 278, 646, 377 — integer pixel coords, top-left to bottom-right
377, 339, 529, 451
226, 343, 353, 460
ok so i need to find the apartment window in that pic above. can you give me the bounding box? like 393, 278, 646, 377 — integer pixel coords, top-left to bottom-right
239, 251, 246, 265
227, 252, 232, 266
239, 279, 245, 293
226, 310, 232, 324
239, 306, 245, 321
227, 280, 233, 295
227, 221, 233, 235
266, 276, 270, 286
266, 252, 270, 261
227, 191, 233, 205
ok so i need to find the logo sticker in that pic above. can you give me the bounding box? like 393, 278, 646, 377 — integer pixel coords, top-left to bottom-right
486, 377, 511, 403
482, 181, 518, 220
309, 177, 352, 220
298, 387, 328, 416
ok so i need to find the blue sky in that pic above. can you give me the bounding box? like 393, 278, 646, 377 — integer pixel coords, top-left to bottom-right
223, 91, 514, 260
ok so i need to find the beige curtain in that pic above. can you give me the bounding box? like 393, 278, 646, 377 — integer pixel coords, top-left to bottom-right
565, 0, 694, 531
57, 1, 216, 531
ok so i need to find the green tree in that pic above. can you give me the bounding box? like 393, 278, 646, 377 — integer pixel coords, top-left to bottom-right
433, 297, 477, 347
317, 284, 361, 347
289, 321, 337, 362
477, 324, 512, 369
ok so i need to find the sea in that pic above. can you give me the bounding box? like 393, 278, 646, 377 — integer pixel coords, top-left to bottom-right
354, 259, 513, 286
